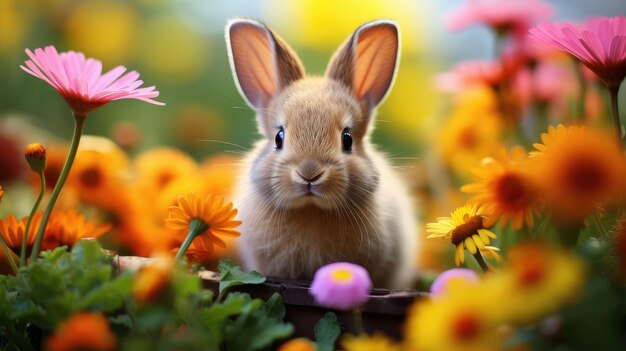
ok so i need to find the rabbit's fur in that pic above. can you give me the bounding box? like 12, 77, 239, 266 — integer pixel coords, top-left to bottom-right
226, 18, 417, 288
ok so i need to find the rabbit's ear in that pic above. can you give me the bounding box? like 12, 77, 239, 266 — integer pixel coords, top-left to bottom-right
226, 18, 304, 110
326, 20, 400, 111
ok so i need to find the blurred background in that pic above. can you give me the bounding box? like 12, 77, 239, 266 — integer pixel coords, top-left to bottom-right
0, 0, 625, 265
1, 0, 622, 158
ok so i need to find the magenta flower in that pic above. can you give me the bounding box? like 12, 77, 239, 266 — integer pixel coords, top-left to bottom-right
309, 262, 372, 310
447, 0, 553, 33
20, 45, 164, 117
430, 268, 479, 297
529, 17, 626, 89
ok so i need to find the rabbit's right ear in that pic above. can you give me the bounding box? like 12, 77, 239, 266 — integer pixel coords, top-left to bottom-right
226, 19, 304, 110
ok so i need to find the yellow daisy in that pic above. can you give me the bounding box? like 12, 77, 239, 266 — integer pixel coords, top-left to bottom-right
166, 192, 241, 262
404, 281, 505, 351
426, 205, 499, 268
492, 243, 586, 326
461, 147, 542, 230
439, 87, 503, 178
530, 124, 625, 222
341, 333, 401, 351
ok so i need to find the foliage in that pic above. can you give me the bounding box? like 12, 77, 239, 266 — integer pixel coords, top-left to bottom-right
0, 241, 293, 351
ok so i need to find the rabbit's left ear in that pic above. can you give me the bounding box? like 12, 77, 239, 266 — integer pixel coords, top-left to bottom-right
326, 20, 400, 111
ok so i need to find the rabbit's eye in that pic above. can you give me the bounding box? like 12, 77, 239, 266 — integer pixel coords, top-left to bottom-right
275, 127, 284, 149
342, 128, 352, 152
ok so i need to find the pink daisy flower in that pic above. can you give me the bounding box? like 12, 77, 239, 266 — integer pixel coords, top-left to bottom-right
528, 17, 626, 89
309, 262, 372, 310
447, 0, 553, 33
20, 45, 164, 117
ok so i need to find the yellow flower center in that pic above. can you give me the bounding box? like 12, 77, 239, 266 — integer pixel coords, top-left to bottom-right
451, 215, 484, 246
330, 269, 353, 283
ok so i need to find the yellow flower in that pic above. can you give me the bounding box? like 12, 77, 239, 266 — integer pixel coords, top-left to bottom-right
166, 192, 241, 261
133, 254, 174, 304
405, 281, 504, 351
46, 312, 117, 351
492, 243, 586, 326
461, 147, 541, 230
64, 0, 137, 63
277, 338, 316, 351
530, 124, 625, 222
341, 333, 401, 351
426, 205, 499, 267
439, 87, 503, 178
135, 147, 198, 194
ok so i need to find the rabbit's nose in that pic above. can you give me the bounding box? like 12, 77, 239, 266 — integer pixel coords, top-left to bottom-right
296, 160, 324, 183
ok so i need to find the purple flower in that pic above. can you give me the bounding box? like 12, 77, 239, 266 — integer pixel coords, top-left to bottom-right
430, 268, 480, 297
309, 262, 372, 310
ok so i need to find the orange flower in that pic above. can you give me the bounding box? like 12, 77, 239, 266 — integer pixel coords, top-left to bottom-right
24, 143, 47, 173
133, 254, 174, 304
461, 147, 541, 229
46, 312, 117, 351
43, 210, 111, 250
277, 338, 316, 351
67, 136, 130, 205
0, 186, 4, 202
531, 124, 625, 222
0, 213, 40, 254
135, 147, 198, 194
166, 192, 241, 261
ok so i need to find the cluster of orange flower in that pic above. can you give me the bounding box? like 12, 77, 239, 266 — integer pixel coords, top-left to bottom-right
0, 136, 241, 266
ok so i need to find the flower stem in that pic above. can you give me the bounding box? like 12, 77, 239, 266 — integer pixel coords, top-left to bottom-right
30, 114, 86, 262
0, 234, 18, 274
352, 308, 365, 335
20, 172, 46, 267
472, 251, 490, 273
175, 218, 208, 263
609, 85, 623, 149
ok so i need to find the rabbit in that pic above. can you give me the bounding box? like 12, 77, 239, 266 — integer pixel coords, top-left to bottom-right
225, 18, 417, 288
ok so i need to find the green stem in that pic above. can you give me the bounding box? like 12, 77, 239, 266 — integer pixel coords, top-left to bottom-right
352, 308, 365, 335
30, 114, 86, 262
175, 218, 208, 263
20, 172, 46, 267
472, 251, 490, 273
0, 234, 18, 274
609, 85, 623, 149
574, 60, 587, 121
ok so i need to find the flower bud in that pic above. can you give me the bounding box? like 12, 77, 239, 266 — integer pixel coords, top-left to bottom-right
24, 143, 47, 174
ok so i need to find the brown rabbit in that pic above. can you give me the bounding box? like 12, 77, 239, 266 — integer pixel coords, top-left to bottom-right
226, 18, 417, 288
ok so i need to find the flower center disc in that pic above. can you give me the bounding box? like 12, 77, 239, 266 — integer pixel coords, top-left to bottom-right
330, 269, 353, 283
451, 215, 484, 246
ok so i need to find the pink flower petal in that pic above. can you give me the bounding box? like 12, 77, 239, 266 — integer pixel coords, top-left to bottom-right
20, 45, 165, 115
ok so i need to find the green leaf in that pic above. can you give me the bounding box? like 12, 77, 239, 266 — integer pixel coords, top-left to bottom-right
315, 312, 341, 351
218, 259, 265, 298
261, 293, 286, 320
